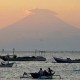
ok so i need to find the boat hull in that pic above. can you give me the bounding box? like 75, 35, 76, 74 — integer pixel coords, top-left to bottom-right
0, 63, 14, 67
30, 73, 53, 79
0, 56, 46, 61
54, 57, 80, 63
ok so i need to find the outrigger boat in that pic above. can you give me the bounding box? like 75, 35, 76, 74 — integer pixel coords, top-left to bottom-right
20, 71, 61, 79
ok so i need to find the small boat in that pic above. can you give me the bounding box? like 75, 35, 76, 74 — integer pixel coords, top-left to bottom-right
54, 57, 80, 63
0, 55, 46, 61
30, 73, 53, 79
20, 72, 54, 79
0, 62, 14, 67
20, 70, 61, 79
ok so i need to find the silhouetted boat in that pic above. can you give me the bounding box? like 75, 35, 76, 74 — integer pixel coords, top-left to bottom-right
20, 72, 57, 79
54, 57, 80, 63
30, 73, 53, 79
20, 69, 61, 79
0, 62, 14, 67
20, 72, 61, 79
0, 55, 46, 61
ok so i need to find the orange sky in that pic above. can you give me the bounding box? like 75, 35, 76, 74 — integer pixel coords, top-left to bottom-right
0, 0, 80, 29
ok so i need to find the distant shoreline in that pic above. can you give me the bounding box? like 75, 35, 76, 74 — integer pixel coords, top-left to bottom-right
0, 51, 80, 53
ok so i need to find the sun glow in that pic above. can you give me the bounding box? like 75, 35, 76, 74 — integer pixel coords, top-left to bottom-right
0, 0, 80, 29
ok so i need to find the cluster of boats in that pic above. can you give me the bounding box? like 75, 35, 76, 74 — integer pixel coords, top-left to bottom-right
0, 53, 80, 79
0, 53, 80, 68
0, 54, 46, 67
0, 54, 61, 79
20, 68, 61, 79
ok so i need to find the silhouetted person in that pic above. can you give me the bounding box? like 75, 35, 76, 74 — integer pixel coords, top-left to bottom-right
38, 68, 43, 77
48, 67, 55, 75
48, 67, 54, 78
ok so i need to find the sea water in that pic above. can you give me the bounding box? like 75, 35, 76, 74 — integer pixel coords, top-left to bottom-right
0, 51, 80, 80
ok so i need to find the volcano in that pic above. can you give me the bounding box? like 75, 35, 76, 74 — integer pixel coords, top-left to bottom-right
0, 9, 80, 51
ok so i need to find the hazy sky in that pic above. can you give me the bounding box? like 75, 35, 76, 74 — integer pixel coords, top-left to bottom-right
0, 0, 80, 51
0, 0, 80, 29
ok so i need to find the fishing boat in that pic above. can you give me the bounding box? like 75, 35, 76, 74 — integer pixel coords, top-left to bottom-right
20, 70, 61, 79
54, 57, 80, 63
0, 55, 46, 61
30, 72, 54, 79
20, 73, 61, 79
0, 62, 14, 67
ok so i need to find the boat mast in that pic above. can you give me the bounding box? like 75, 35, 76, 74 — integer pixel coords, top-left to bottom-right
13, 48, 15, 55
2, 49, 4, 54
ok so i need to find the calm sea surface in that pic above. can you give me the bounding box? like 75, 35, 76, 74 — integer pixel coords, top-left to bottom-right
0, 51, 80, 80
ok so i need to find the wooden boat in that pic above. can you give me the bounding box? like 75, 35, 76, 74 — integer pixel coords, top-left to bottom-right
20, 71, 61, 79
54, 57, 80, 63
0, 55, 46, 61
30, 73, 53, 79
0, 62, 14, 67
20, 72, 54, 79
